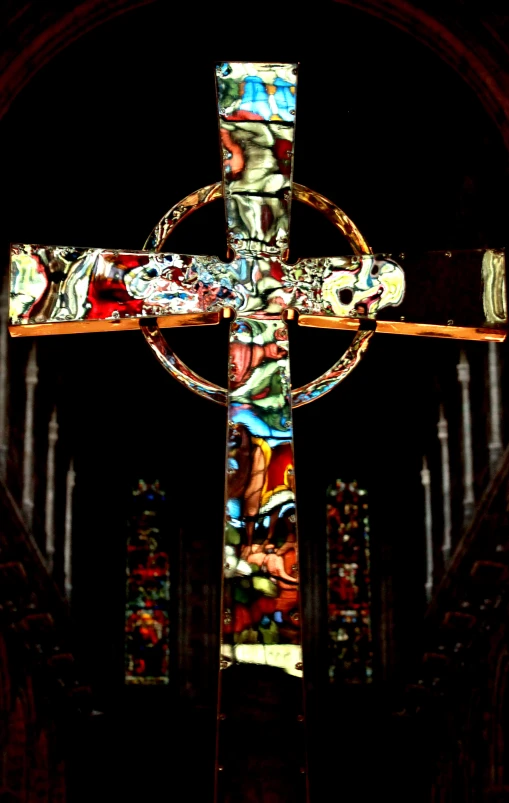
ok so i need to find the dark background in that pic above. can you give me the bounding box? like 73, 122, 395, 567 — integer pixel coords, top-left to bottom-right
2, 1, 508, 800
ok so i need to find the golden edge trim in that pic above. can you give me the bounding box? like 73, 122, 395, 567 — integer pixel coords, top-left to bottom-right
8, 312, 222, 337
297, 315, 507, 342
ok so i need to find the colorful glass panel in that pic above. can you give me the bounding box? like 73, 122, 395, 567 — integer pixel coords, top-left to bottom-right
11, 241, 508, 342
8, 247, 406, 329
215, 64, 306, 803
222, 317, 301, 675
125, 480, 170, 686
216, 67, 301, 679
326, 480, 373, 684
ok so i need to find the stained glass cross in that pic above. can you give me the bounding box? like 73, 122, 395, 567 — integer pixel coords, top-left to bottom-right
8, 62, 507, 803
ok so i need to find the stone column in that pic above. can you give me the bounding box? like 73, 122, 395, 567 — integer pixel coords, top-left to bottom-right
457, 350, 475, 524
44, 409, 59, 573
488, 342, 503, 477
421, 457, 434, 603
64, 459, 75, 600
0, 274, 9, 481
437, 406, 452, 565
22, 343, 38, 529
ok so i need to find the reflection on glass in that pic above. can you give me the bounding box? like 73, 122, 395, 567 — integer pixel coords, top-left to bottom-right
16, 242, 509, 337
125, 480, 170, 686
221, 318, 302, 677
217, 62, 297, 257
326, 480, 373, 684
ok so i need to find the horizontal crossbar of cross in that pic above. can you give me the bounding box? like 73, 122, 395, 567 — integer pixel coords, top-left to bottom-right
9, 244, 506, 342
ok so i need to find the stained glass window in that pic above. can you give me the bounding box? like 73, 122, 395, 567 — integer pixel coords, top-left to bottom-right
125, 480, 170, 685
326, 480, 373, 684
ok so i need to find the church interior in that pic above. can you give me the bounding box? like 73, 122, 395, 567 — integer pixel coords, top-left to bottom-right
1, 1, 509, 801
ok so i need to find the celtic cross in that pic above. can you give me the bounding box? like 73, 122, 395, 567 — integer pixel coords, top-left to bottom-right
8, 62, 507, 803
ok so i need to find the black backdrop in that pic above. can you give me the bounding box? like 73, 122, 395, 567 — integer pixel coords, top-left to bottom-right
2, 2, 508, 800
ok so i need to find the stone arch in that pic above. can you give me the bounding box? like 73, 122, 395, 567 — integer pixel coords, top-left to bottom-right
0, 1, 509, 149
336, 1, 509, 149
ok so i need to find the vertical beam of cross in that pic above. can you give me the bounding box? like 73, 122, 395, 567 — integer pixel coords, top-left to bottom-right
215, 63, 307, 803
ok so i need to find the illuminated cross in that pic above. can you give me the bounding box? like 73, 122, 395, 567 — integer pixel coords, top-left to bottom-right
8, 62, 507, 803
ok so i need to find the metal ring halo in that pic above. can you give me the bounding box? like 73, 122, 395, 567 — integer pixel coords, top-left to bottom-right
140, 182, 374, 408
